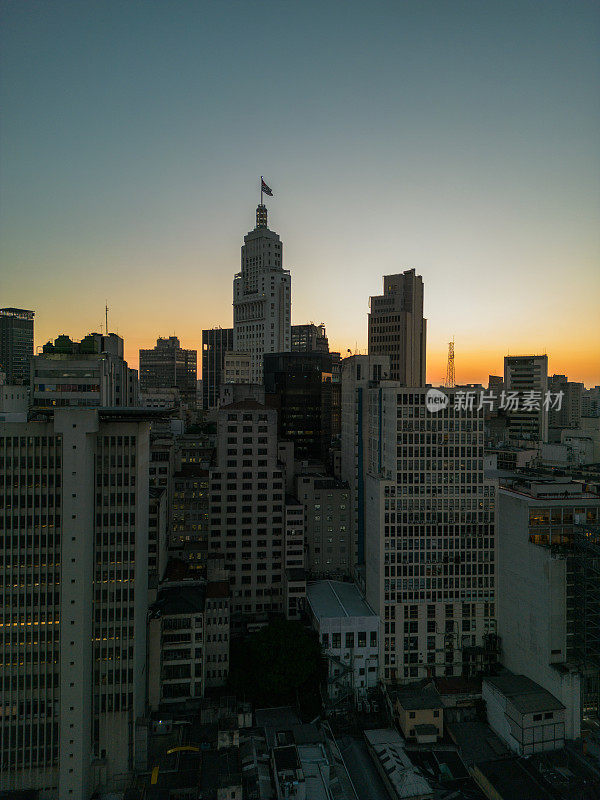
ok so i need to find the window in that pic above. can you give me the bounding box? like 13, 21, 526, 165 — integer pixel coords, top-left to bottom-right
332, 633, 341, 649
346, 632, 354, 649
409, 711, 416, 719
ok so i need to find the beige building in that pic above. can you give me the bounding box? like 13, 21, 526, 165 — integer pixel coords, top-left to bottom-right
368, 269, 426, 386
223, 350, 251, 384
390, 682, 443, 743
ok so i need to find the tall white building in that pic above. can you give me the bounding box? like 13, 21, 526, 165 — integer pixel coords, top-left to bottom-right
0, 408, 151, 799
233, 205, 291, 383
365, 386, 498, 683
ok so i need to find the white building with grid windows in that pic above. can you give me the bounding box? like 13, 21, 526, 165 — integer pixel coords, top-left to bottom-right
0, 408, 151, 799
365, 386, 498, 683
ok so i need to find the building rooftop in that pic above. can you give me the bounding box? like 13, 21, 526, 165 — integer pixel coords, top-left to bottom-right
149, 585, 206, 617
364, 729, 432, 800
306, 580, 377, 620
484, 673, 565, 714
392, 681, 443, 711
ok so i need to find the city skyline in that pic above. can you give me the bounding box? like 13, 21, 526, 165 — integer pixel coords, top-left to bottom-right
1, 1, 599, 386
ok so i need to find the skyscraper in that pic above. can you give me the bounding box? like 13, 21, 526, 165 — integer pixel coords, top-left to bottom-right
368, 270, 426, 385
365, 387, 498, 683
291, 323, 329, 354
0, 308, 34, 385
0, 408, 152, 798
233, 205, 291, 383
202, 327, 234, 409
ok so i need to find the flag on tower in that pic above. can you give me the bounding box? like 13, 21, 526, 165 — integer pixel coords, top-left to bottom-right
261, 178, 273, 197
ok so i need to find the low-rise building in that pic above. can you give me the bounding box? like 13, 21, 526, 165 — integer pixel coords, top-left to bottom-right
389, 682, 443, 743
483, 673, 565, 755
364, 729, 433, 800
306, 580, 379, 699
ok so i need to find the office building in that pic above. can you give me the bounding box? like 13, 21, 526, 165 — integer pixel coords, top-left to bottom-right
503, 355, 549, 442
264, 351, 336, 462
0, 408, 152, 799
497, 476, 600, 737
139, 336, 197, 403
341, 354, 390, 566
0, 308, 34, 385
208, 402, 287, 617
368, 270, 426, 385
31, 332, 138, 409
296, 474, 351, 577
233, 205, 291, 383
202, 327, 233, 410
365, 386, 498, 683
291, 323, 329, 354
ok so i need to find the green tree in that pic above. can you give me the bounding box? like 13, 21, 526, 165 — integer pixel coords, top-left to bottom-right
228, 618, 322, 705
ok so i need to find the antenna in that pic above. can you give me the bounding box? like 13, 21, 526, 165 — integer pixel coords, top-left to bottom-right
105, 301, 109, 336
445, 337, 455, 388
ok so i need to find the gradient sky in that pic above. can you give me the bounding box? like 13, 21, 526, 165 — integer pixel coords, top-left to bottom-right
1, 0, 599, 385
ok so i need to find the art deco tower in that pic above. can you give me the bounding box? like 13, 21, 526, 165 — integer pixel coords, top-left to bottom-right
233, 204, 291, 383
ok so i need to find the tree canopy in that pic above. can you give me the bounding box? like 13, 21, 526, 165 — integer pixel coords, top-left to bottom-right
228, 618, 322, 705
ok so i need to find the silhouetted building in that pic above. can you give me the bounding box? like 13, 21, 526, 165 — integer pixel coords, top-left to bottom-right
202, 327, 233, 409
291, 323, 329, 353
139, 336, 197, 403
0, 307, 34, 385
368, 270, 426, 385
504, 355, 548, 442
264, 351, 336, 462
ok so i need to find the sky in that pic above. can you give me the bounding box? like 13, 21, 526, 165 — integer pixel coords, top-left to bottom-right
1, 0, 599, 385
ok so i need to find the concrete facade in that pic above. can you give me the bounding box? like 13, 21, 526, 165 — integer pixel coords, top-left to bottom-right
365, 386, 498, 683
